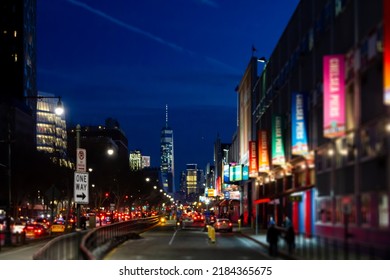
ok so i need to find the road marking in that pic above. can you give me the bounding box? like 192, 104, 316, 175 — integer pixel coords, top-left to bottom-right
168, 230, 178, 246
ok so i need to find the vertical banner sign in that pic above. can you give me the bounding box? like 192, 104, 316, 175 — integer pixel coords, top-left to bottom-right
249, 141, 258, 177
291, 92, 309, 156
257, 130, 270, 172
272, 115, 286, 166
76, 148, 87, 172
323, 55, 346, 138
384, 0, 390, 105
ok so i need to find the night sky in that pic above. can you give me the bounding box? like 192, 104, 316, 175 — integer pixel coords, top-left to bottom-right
36, 0, 300, 175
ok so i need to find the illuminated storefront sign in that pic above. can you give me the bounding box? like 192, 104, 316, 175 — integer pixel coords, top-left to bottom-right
323, 54, 345, 138
258, 130, 270, 172
272, 115, 286, 166
242, 165, 249, 180
229, 164, 242, 182
291, 92, 309, 156
229, 191, 241, 200
223, 164, 230, 184
249, 141, 258, 177
227, 164, 248, 182
384, 0, 390, 105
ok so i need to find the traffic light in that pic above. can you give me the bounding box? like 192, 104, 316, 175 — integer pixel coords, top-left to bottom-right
105, 192, 109, 198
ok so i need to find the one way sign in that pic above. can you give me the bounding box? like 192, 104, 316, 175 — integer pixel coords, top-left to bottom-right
74, 171, 89, 204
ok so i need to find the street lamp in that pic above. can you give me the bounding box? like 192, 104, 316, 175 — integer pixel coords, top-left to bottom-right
257, 56, 268, 64
27, 95, 64, 116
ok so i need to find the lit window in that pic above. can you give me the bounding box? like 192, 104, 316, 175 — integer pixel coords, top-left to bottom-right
379, 194, 389, 228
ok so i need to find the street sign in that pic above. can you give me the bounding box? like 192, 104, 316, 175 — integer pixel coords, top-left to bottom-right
74, 171, 89, 204
76, 148, 87, 172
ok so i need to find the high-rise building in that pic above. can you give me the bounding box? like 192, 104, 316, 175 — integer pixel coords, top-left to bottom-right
0, 0, 38, 211
0, 0, 37, 106
160, 105, 175, 194
36, 92, 69, 166
129, 150, 142, 171
182, 163, 205, 202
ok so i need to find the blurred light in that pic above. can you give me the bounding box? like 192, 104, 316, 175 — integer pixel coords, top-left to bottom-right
54, 98, 64, 115
257, 56, 268, 63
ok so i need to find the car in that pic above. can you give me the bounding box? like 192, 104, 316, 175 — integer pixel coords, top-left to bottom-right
23, 223, 48, 238
193, 214, 205, 223
50, 220, 66, 233
213, 218, 233, 232
12, 220, 26, 234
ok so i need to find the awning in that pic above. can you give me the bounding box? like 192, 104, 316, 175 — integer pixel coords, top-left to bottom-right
254, 198, 271, 204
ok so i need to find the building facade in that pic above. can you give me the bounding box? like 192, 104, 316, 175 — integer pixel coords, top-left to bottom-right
36, 92, 69, 167
234, 0, 389, 252
0, 0, 38, 213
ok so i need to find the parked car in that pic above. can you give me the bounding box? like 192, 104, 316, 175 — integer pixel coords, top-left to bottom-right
213, 218, 233, 232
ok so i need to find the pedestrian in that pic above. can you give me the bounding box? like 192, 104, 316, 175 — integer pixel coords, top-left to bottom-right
285, 225, 295, 254
266, 221, 279, 257
283, 216, 295, 254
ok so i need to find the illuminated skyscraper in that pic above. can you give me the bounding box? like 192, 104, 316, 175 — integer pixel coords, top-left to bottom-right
36, 92, 69, 166
160, 105, 175, 194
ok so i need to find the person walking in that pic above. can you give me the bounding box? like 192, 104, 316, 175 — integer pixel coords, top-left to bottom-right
266, 221, 279, 257
283, 216, 295, 255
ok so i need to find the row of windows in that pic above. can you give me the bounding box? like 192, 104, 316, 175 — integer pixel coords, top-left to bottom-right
316, 193, 388, 227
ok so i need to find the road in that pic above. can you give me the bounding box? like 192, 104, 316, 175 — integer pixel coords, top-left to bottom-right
0, 239, 48, 260
104, 220, 271, 260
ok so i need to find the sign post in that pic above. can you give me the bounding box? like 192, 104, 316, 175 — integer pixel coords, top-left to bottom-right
74, 171, 89, 204
76, 148, 87, 172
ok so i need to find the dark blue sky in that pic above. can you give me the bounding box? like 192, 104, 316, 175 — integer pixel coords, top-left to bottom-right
36, 0, 300, 174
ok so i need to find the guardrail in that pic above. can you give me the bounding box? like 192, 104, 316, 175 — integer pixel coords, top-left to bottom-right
33, 216, 160, 260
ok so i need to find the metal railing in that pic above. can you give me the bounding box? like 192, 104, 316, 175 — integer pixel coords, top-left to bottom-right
33, 216, 160, 260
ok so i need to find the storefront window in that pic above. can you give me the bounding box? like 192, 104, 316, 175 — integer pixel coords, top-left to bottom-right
335, 196, 356, 225
360, 193, 371, 226
316, 198, 332, 223
379, 193, 389, 228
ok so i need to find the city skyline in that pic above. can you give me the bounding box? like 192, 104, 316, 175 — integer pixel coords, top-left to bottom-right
36, 0, 300, 173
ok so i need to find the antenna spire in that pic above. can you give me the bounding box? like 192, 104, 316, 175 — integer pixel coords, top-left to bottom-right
165, 104, 168, 128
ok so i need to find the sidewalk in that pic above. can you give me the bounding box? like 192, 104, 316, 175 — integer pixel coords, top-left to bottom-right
236, 225, 383, 260
237, 226, 297, 260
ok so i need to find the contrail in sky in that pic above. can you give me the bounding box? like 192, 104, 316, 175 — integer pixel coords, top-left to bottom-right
66, 0, 240, 73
